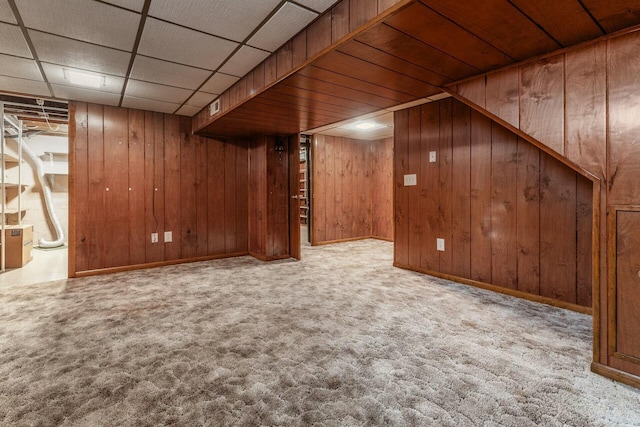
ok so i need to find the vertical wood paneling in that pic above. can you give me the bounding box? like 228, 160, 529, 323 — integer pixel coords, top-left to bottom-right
456, 78, 486, 109
288, 135, 301, 259
72, 102, 89, 273
540, 155, 577, 303
371, 137, 393, 239
87, 104, 105, 270
332, 0, 350, 42
128, 109, 146, 266
224, 142, 237, 252
334, 138, 345, 239
520, 55, 564, 154
342, 138, 354, 239
163, 115, 181, 261
469, 110, 492, 282
265, 55, 277, 87
486, 68, 519, 128
312, 135, 326, 243
516, 138, 540, 294
292, 31, 307, 68
394, 109, 409, 265
396, 97, 591, 307
615, 211, 640, 360
350, 0, 377, 30
576, 177, 593, 307
267, 137, 289, 257
451, 101, 471, 278
607, 32, 640, 205
236, 141, 249, 252
407, 107, 422, 267
325, 136, 337, 241
249, 138, 266, 255
146, 112, 165, 263
103, 106, 129, 268
72, 104, 251, 274
565, 42, 606, 177
180, 117, 197, 258
253, 62, 266, 93
195, 136, 209, 257
307, 13, 332, 58
208, 139, 226, 255
277, 42, 293, 79
438, 99, 453, 274
420, 102, 439, 271
490, 123, 518, 289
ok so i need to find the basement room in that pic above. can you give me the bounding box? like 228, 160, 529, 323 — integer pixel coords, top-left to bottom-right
1, 0, 640, 425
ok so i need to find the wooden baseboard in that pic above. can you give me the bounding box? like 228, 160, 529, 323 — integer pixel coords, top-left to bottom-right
249, 252, 291, 262
393, 262, 593, 315
313, 236, 393, 246
73, 251, 250, 278
591, 362, 640, 389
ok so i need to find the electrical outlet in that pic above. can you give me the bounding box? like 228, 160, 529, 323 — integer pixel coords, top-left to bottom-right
164, 231, 172, 243
429, 151, 437, 162
151, 233, 158, 243
436, 238, 445, 251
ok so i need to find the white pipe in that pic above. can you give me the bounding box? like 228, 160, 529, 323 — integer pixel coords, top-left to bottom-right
5, 115, 64, 248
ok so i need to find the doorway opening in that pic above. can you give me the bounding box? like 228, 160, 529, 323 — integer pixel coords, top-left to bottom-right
0, 95, 69, 288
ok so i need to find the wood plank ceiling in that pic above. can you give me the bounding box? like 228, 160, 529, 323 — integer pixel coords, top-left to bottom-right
198, 0, 640, 139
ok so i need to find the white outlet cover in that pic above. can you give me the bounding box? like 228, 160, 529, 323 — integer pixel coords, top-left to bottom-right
437, 238, 445, 251
164, 231, 172, 243
151, 233, 158, 243
404, 174, 417, 186
429, 151, 437, 162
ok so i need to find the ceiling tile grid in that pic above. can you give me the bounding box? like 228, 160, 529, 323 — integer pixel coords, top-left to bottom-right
0, 0, 16, 24
15, 0, 140, 51
0, 22, 31, 57
0, 0, 341, 116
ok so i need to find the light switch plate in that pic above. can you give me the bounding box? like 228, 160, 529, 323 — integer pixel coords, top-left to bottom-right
429, 151, 437, 162
151, 233, 158, 243
404, 174, 417, 186
164, 231, 172, 243
437, 238, 445, 251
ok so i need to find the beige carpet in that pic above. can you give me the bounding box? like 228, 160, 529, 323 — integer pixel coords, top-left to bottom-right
1, 239, 639, 426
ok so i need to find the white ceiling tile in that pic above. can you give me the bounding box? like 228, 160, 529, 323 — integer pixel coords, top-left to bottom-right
0, 22, 31, 58
248, 3, 317, 51
175, 105, 202, 117
29, 30, 131, 76
186, 92, 216, 108
130, 55, 210, 90
295, 0, 339, 13
101, 0, 145, 12
200, 72, 239, 95
0, 75, 49, 97
0, 0, 16, 24
51, 84, 121, 106
137, 18, 238, 70
41, 63, 124, 94
0, 54, 42, 80
122, 96, 180, 114
219, 45, 270, 77
124, 79, 192, 104
149, 0, 281, 42
15, 0, 140, 50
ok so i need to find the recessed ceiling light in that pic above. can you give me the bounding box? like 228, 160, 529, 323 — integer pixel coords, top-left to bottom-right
340, 120, 387, 132
63, 69, 105, 88
355, 122, 377, 130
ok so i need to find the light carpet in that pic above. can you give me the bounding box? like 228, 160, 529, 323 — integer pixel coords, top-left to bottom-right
1, 239, 639, 426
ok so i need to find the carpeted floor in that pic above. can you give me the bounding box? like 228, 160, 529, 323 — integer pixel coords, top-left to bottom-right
1, 239, 639, 426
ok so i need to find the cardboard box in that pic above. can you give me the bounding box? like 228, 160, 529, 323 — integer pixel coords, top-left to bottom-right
1, 224, 33, 268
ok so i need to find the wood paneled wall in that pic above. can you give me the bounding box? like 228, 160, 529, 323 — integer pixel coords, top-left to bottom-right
394, 98, 592, 308
312, 135, 392, 244
70, 102, 248, 275
451, 29, 640, 382
248, 135, 290, 260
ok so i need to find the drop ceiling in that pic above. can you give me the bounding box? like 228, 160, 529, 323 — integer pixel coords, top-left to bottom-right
0, 0, 339, 116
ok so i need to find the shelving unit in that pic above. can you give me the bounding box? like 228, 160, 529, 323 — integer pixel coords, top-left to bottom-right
299, 160, 308, 224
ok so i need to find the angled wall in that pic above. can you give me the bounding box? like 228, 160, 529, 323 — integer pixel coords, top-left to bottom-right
394, 98, 592, 309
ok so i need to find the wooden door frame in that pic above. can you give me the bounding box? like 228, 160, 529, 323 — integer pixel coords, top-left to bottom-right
288, 134, 301, 259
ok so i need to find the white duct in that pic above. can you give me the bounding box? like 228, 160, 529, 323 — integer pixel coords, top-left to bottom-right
5, 115, 65, 248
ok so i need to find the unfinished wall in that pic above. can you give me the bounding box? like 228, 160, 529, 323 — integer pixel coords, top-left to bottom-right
70, 102, 248, 274
394, 98, 592, 308
312, 135, 393, 244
